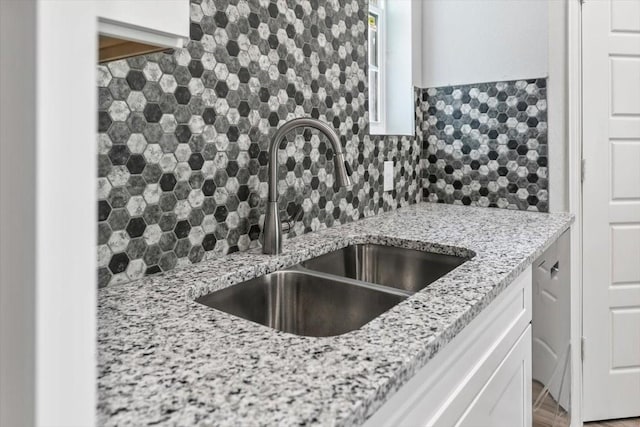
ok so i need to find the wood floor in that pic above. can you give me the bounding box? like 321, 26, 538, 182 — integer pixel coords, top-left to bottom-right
532, 380, 640, 427
533, 380, 570, 427
585, 418, 640, 427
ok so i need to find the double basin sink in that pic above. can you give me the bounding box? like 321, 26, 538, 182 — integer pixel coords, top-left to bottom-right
197, 243, 470, 337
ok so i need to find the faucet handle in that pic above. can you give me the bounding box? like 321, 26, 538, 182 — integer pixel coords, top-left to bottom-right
281, 203, 304, 233
343, 160, 353, 176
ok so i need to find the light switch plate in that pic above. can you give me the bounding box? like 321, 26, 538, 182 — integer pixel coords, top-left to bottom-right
383, 160, 393, 191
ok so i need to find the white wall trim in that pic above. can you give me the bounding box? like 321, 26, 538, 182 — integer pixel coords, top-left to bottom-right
2, 1, 100, 425
370, 0, 418, 136
567, 0, 583, 424
35, 1, 97, 425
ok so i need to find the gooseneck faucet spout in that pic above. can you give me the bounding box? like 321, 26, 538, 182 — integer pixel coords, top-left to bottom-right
262, 118, 353, 255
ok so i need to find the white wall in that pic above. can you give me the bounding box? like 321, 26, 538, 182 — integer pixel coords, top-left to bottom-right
547, 0, 569, 213
421, 0, 548, 88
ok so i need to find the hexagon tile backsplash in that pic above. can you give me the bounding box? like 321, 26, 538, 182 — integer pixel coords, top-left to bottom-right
97, 0, 425, 287
421, 79, 548, 211
96, 0, 547, 288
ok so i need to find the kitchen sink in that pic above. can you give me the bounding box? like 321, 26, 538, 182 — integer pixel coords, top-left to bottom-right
300, 243, 469, 293
196, 270, 407, 337
196, 243, 470, 336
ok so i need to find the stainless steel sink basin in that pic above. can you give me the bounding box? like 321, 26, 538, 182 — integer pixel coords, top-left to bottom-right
196, 270, 407, 337
300, 243, 469, 293
196, 243, 470, 336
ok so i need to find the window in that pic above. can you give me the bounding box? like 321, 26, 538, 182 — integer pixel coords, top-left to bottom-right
368, 0, 418, 136
368, 0, 384, 133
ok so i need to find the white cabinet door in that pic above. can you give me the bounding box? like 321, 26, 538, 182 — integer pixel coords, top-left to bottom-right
456, 326, 532, 427
532, 231, 571, 409
97, 0, 189, 48
582, 0, 640, 421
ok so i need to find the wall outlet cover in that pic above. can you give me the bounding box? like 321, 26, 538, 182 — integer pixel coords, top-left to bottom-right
384, 160, 394, 192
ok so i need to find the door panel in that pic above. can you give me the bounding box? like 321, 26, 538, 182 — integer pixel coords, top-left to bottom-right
610, 58, 640, 115
582, 0, 640, 421
611, 225, 640, 284
610, 0, 640, 32
611, 308, 640, 369
611, 142, 640, 200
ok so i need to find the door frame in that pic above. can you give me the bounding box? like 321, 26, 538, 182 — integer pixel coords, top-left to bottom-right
567, 0, 583, 425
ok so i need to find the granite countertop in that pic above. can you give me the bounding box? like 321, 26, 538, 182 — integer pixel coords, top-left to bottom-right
98, 202, 573, 426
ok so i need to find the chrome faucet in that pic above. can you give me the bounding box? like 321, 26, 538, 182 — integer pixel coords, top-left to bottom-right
262, 118, 354, 254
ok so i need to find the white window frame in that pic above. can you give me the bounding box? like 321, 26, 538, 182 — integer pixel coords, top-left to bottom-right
368, 0, 419, 136
368, 0, 386, 135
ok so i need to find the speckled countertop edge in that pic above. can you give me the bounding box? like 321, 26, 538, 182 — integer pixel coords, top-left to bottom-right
97, 202, 573, 427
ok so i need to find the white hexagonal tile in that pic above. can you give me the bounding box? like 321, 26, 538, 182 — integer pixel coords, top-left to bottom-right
201, 214, 217, 233
214, 63, 229, 81
142, 61, 162, 82
188, 189, 204, 208
159, 153, 178, 172
126, 259, 146, 281
173, 200, 192, 220
160, 114, 178, 133
174, 162, 192, 181
159, 74, 178, 93
107, 166, 130, 187
174, 144, 192, 162
127, 133, 148, 154
97, 244, 113, 267
97, 65, 112, 87
107, 60, 129, 78
108, 100, 130, 122
143, 183, 161, 204
126, 195, 147, 216
188, 116, 205, 134
98, 133, 113, 155
126, 91, 147, 112
97, 177, 112, 200
108, 230, 130, 253
188, 226, 205, 245
143, 223, 162, 245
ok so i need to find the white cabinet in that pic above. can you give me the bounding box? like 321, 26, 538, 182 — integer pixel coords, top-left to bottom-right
96, 0, 189, 49
455, 327, 531, 427
365, 267, 532, 427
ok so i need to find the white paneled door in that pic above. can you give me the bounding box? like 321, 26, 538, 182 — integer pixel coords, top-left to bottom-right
582, 0, 640, 422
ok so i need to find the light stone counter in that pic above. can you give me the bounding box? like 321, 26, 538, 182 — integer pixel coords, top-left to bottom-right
98, 202, 572, 426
